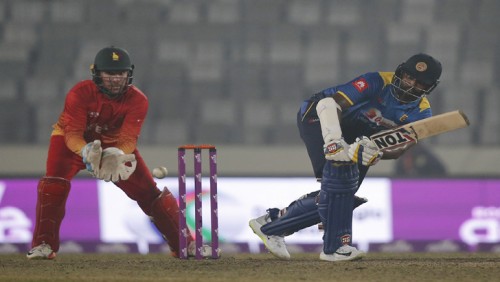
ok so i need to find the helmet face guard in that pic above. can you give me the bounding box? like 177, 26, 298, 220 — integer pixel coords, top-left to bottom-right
391, 53, 442, 103
91, 46, 134, 99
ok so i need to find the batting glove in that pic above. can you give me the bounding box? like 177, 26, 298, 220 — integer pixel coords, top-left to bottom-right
348, 136, 383, 166
323, 138, 354, 165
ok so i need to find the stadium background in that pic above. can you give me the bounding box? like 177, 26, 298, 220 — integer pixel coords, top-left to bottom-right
0, 0, 499, 255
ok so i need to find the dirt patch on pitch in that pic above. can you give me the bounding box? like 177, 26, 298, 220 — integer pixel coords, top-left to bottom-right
1, 253, 499, 282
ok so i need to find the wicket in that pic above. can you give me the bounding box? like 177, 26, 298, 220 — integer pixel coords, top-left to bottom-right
178, 144, 219, 259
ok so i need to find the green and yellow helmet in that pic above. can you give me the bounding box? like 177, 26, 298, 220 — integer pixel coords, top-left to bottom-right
90, 46, 134, 98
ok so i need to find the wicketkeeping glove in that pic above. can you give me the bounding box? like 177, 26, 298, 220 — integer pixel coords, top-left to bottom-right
98, 147, 137, 182
323, 138, 354, 165
81, 140, 102, 177
348, 136, 383, 166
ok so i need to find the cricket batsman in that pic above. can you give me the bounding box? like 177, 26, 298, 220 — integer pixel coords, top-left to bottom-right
250, 53, 442, 261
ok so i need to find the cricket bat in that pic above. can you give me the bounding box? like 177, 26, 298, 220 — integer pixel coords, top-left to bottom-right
370, 110, 470, 150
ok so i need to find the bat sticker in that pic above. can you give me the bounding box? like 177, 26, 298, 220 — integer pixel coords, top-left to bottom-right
370, 127, 417, 149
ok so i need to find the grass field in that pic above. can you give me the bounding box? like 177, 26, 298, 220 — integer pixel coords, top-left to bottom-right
1, 252, 500, 282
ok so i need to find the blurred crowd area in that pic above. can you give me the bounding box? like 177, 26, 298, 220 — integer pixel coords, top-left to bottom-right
0, 0, 498, 147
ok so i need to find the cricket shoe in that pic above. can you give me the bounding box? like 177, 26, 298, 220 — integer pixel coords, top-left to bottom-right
187, 241, 221, 258
320, 245, 364, 262
249, 214, 291, 260
26, 242, 56, 260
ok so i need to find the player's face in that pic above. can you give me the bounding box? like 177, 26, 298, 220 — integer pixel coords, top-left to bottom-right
400, 73, 429, 92
100, 71, 128, 96
396, 72, 431, 102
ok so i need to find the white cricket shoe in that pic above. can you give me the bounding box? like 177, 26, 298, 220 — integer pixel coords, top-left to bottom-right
187, 241, 221, 258
26, 242, 56, 260
249, 215, 291, 260
320, 245, 364, 262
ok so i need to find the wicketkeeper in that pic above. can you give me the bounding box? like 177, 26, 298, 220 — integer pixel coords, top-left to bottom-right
27, 46, 213, 259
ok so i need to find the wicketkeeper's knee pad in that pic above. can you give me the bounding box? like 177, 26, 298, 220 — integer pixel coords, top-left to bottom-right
32, 177, 71, 252
150, 188, 192, 257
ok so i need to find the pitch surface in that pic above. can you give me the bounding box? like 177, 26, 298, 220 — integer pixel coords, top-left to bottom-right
1, 253, 499, 281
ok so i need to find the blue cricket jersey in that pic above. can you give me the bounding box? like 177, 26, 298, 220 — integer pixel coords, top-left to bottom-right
301, 72, 432, 143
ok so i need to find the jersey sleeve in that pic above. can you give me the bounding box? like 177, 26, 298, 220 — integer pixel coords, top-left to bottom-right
322, 72, 388, 107
61, 90, 91, 156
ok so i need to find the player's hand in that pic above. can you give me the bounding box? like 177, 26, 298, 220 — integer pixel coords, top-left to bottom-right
81, 140, 102, 176
323, 138, 354, 165
348, 136, 383, 166
98, 147, 137, 182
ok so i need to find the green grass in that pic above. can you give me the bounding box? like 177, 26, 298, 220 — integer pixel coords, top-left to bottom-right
1, 253, 499, 282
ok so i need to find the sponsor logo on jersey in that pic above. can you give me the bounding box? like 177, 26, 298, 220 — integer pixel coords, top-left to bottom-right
364, 108, 397, 128
352, 78, 368, 92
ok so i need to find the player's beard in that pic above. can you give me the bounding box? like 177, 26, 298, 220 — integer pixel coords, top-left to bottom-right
102, 78, 127, 98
